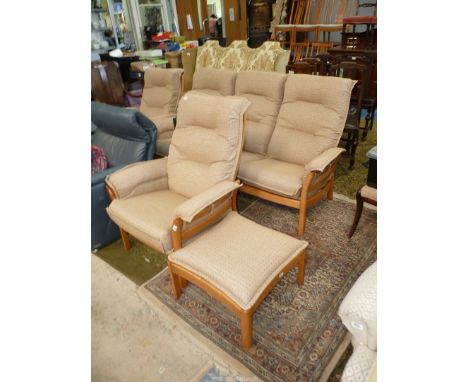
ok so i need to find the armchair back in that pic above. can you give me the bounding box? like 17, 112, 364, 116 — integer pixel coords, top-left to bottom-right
167, 92, 250, 198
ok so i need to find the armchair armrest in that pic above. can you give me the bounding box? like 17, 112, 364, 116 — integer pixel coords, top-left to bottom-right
175, 181, 241, 223
304, 147, 345, 174
106, 157, 168, 200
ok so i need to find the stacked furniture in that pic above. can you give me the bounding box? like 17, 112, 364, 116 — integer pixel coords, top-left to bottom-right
180, 40, 290, 92
273, 0, 357, 63
338, 262, 377, 382
91, 102, 156, 250
190, 67, 354, 235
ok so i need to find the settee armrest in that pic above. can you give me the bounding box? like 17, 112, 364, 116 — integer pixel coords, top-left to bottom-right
338, 262, 377, 351
175, 181, 241, 223
106, 157, 168, 200
304, 147, 345, 174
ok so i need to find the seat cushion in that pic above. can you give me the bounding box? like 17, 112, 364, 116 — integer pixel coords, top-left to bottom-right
239, 151, 265, 165
361, 185, 377, 202
168, 92, 250, 198
238, 158, 304, 198
107, 189, 187, 253
169, 212, 307, 310
235, 71, 287, 155
267, 74, 355, 166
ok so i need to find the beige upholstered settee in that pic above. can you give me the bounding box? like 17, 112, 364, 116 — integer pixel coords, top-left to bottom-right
190, 67, 354, 235
338, 262, 377, 382
136, 68, 184, 156
181, 40, 290, 92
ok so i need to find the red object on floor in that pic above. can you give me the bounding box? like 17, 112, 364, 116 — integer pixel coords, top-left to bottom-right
151, 32, 172, 41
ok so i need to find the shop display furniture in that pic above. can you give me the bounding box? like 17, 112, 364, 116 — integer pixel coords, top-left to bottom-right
168, 208, 308, 350
338, 262, 377, 381
133, 68, 184, 157
187, 68, 354, 235
91, 61, 143, 107
348, 185, 377, 238
348, 146, 377, 238
180, 40, 290, 92
105, 92, 250, 254
91, 101, 156, 250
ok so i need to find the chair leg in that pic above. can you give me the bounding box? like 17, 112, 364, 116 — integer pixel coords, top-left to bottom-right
348, 189, 364, 238
362, 108, 371, 141
296, 250, 306, 285
240, 310, 253, 350
348, 131, 359, 170
119, 228, 131, 251
298, 200, 307, 236
169, 266, 182, 299
180, 278, 188, 288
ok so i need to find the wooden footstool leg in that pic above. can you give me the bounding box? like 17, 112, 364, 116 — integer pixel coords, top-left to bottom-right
348, 189, 364, 238
240, 310, 253, 350
297, 249, 306, 285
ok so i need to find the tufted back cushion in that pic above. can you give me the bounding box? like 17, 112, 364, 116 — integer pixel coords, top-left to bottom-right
235, 71, 287, 155
192, 67, 237, 96
267, 74, 355, 165
167, 92, 250, 198
139, 68, 183, 138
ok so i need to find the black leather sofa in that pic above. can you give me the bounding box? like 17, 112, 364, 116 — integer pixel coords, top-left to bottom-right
91, 101, 156, 250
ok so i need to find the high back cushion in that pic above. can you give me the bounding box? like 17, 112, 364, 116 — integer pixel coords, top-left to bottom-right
139, 68, 183, 134
235, 71, 287, 155
267, 74, 355, 165
167, 92, 250, 198
192, 68, 236, 96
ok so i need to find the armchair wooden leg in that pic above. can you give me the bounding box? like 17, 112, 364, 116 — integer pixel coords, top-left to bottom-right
297, 249, 306, 285
180, 278, 188, 288
169, 268, 182, 299
348, 189, 364, 238
240, 310, 253, 350
119, 228, 131, 251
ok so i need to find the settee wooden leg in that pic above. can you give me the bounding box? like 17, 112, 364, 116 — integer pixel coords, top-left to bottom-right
327, 180, 334, 201
348, 189, 364, 238
240, 310, 253, 350
120, 228, 131, 251
297, 250, 306, 285
180, 278, 188, 288
169, 267, 182, 299
298, 204, 307, 236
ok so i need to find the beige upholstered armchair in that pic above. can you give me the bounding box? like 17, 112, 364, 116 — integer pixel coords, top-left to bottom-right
105, 92, 250, 254
138, 68, 184, 157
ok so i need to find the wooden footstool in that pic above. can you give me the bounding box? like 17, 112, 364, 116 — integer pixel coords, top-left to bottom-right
168, 212, 308, 350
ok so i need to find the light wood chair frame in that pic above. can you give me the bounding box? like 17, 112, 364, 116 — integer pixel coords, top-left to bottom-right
240, 154, 342, 236
167, 189, 307, 350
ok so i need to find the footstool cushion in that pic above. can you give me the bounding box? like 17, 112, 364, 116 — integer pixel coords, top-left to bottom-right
168, 212, 308, 310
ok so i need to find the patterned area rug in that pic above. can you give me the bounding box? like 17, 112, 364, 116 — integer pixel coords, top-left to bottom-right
142, 198, 376, 382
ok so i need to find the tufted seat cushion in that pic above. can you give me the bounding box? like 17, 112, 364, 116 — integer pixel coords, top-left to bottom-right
238, 158, 305, 198
239, 151, 265, 165
169, 212, 308, 310
107, 189, 187, 253
267, 74, 355, 166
